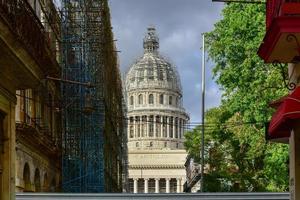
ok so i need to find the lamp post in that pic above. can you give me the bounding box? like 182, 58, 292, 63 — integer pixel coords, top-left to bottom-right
200, 33, 206, 192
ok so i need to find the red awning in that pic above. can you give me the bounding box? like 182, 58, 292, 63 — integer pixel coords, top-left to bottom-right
268, 87, 300, 140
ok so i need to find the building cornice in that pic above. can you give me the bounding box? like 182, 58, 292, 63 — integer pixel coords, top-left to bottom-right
0, 85, 17, 103
127, 109, 189, 119
128, 149, 187, 154
129, 164, 185, 169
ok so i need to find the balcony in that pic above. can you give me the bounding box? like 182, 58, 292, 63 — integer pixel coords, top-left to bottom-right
16, 114, 60, 159
0, 0, 60, 77
258, 0, 300, 63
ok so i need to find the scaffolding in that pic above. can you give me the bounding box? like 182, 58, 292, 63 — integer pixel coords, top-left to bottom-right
61, 0, 127, 192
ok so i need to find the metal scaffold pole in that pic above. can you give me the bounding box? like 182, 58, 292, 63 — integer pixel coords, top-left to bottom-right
60, 0, 127, 192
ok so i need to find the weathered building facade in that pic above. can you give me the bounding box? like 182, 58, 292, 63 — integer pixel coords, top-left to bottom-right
125, 27, 189, 193
0, 0, 127, 197
0, 0, 61, 198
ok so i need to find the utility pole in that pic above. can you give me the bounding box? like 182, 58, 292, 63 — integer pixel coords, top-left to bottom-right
200, 33, 206, 192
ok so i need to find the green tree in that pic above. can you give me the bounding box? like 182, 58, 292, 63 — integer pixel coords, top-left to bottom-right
185, 3, 289, 192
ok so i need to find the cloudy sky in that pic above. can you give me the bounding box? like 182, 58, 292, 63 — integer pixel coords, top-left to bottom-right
109, 0, 224, 123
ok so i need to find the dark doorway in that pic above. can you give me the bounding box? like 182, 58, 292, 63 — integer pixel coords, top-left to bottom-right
34, 168, 41, 192
23, 163, 31, 192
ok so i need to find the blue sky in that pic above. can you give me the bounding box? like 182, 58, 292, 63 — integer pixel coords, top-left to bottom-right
109, 0, 224, 123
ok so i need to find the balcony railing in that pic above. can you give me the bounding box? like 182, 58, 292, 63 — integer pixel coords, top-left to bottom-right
0, 0, 60, 76
16, 113, 61, 157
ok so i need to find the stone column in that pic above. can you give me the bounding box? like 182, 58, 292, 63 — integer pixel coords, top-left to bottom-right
133, 178, 138, 193
146, 115, 149, 137
127, 119, 131, 139
179, 119, 182, 139
181, 120, 186, 138
181, 177, 186, 193
154, 115, 157, 137
176, 178, 181, 193
173, 118, 176, 139
0, 93, 16, 200
160, 116, 163, 137
144, 178, 149, 193
139, 116, 142, 137
155, 178, 159, 193
142, 116, 145, 137
167, 117, 170, 138
166, 178, 170, 193
133, 116, 136, 138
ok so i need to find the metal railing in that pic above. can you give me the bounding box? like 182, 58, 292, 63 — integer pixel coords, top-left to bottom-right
16, 192, 289, 200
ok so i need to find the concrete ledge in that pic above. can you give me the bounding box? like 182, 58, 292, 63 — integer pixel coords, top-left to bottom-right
16, 192, 289, 200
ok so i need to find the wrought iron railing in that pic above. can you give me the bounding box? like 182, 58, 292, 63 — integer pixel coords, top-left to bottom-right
0, 0, 59, 75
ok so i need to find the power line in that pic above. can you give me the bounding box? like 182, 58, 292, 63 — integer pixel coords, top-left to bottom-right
212, 0, 265, 4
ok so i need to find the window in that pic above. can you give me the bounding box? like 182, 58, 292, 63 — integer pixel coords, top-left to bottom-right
159, 94, 164, 104
136, 142, 139, 147
169, 96, 173, 105
148, 69, 154, 80
158, 67, 164, 80
169, 117, 173, 138
130, 96, 134, 105
138, 94, 143, 104
164, 142, 167, 148
129, 126, 134, 138
163, 117, 167, 137
137, 69, 144, 82
149, 116, 154, 137
149, 94, 154, 104
137, 124, 141, 137
149, 142, 153, 147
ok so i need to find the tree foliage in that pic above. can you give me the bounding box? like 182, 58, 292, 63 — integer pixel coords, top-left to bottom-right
184, 3, 289, 192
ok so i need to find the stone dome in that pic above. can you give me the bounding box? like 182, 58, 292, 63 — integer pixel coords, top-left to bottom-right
125, 27, 189, 151
125, 27, 182, 95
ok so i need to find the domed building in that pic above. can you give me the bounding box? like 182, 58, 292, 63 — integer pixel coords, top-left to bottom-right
125, 27, 189, 193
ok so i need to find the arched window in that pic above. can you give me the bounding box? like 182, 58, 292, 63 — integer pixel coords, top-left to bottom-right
148, 69, 154, 80
23, 163, 31, 192
149, 94, 154, 104
130, 96, 134, 105
169, 96, 173, 105
138, 94, 143, 104
136, 142, 139, 147
159, 94, 164, 104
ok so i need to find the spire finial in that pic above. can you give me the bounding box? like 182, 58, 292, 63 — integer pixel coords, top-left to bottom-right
143, 26, 159, 53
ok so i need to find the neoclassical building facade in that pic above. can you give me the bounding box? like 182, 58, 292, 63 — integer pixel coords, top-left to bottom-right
125, 27, 189, 193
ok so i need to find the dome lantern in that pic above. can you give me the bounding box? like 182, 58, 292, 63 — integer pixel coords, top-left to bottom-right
143, 26, 159, 54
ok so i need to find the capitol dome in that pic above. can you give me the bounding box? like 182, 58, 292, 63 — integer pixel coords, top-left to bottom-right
125, 27, 182, 94
125, 27, 189, 150
125, 27, 189, 194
